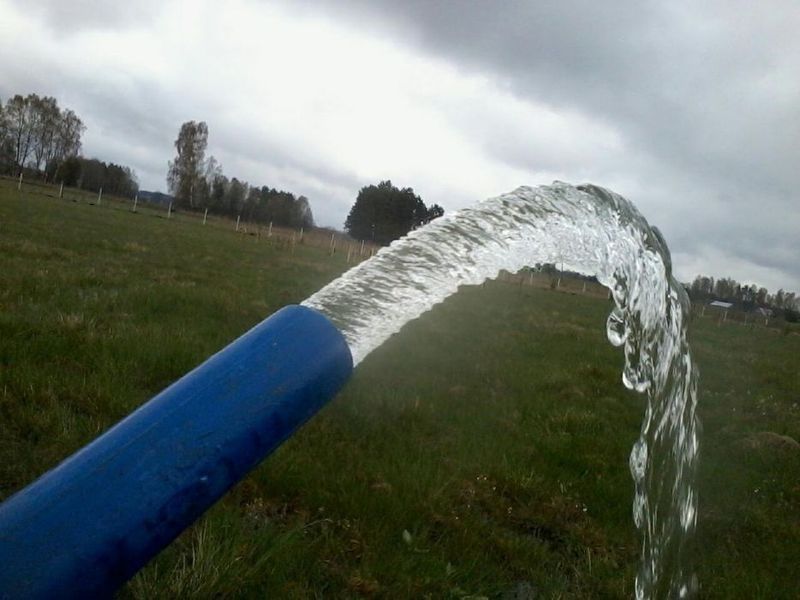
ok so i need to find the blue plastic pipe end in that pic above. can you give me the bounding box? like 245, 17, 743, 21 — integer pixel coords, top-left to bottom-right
0, 305, 353, 599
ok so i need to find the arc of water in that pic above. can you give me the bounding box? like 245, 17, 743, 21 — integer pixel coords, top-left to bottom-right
304, 182, 700, 598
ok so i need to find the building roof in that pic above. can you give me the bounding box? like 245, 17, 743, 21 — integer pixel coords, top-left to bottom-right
709, 300, 733, 308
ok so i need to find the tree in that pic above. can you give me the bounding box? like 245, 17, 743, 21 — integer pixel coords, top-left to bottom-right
784, 292, 796, 311
426, 203, 445, 221
31, 95, 59, 172
167, 121, 208, 210
53, 109, 84, 165
344, 180, 441, 245
295, 195, 314, 228
244, 186, 261, 220
5, 94, 35, 173
0, 99, 12, 169
54, 156, 82, 186
225, 177, 247, 216
0, 93, 84, 177
209, 174, 229, 213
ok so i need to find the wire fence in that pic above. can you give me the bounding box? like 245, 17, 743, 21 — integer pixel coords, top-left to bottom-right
0, 174, 381, 263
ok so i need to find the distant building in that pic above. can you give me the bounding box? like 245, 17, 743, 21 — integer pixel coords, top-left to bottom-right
709, 301, 733, 309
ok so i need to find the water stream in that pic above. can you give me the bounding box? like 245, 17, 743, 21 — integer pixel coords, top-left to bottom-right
303, 182, 699, 598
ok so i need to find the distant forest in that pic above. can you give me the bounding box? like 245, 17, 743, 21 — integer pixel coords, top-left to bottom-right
530, 264, 798, 321
167, 121, 314, 230
0, 93, 139, 196
687, 275, 798, 320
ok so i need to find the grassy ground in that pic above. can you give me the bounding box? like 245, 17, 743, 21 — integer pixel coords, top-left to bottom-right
1, 185, 798, 598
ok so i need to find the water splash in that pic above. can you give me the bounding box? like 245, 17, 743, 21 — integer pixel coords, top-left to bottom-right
303, 182, 699, 598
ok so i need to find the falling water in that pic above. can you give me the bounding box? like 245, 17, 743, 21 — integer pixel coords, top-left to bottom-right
303, 182, 699, 598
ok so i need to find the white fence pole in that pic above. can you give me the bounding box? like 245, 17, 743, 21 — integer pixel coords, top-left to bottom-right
167, 202, 173, 219
236, 215, 240, 232
59, 182, 64, 199
268, 222, 272, 237
17, 172, 22, 191
132, 193, 138, 212
98, 187, 103, 205
203, 208, 208, 225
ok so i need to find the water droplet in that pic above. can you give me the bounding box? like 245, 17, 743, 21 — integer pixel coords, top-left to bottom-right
606, 307, 627, 347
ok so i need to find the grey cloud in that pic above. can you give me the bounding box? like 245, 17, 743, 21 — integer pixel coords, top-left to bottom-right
211, 125, 363, 195
307, 0, 798, 190
300, 0, 799, 288
2, 0, 797, 288
9, 0, 164, 34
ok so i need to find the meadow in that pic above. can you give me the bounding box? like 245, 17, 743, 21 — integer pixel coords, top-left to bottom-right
0, 182, 798, 598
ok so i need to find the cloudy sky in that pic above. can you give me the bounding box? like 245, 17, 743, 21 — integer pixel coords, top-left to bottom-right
1, 0, 798, 291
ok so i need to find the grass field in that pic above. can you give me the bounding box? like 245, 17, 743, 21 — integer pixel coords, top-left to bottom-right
1, 184, 798, 598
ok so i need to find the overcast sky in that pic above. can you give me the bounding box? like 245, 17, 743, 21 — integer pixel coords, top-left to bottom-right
1, 0, 797, 291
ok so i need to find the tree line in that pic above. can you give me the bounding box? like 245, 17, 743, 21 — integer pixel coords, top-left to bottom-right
688, 275, 798, 320
56, 157, 139, 197
167, 121, 314, 229
0, 93, 138, 195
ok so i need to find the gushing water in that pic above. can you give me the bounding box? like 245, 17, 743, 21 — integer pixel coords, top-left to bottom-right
304, 182, 699, 598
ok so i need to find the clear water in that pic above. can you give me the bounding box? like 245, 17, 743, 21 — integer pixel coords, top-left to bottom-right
303, 182, 699, 598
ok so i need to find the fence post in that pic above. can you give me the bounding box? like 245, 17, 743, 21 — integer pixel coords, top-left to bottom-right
299, 227, 304, 242
360, 240, 365, 256
98, 187, 103, 205
132, 194, 138, 213
346, 245, 352, 263
203, 208, 208, 225
236, 215, 240, 232
17, 172, 22, 191
59, 182, 64, 199
167, 202, 173, 219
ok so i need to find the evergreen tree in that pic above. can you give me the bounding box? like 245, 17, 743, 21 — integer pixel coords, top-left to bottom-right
344, 180, 442, 245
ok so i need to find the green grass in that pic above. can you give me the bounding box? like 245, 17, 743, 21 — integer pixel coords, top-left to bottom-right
1, 183, 798, 598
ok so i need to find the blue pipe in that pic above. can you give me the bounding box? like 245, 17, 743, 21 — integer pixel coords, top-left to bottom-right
0, 305, 353, 599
